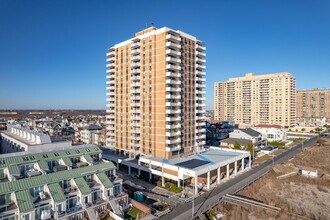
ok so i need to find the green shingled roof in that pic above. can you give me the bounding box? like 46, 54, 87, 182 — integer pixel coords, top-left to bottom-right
38, 160, 49, 171
8, 165, 20, 175
48, 183, 65, 202
62, 157, 73, 167
0, 162, 115, 195
83, 154, 93, 162
96, 172, 113, 188
15, 190, 34, 213
0, 145, 101, 169
74, 177, 91, 195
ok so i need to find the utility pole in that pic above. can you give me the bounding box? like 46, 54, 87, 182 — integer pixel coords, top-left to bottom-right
192, 180, 194, 219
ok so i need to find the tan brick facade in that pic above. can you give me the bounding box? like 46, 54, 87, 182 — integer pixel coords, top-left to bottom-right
106, 27, 206, 159
296, 88, 330, 119
214, 72, 296, 127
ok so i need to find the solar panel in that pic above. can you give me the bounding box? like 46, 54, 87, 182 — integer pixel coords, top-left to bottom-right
175, 159, 210, 169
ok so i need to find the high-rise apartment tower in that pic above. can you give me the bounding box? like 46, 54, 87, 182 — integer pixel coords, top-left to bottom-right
214, 72, 296, 127
296, 88, 330, 119
106, 27, 206, 159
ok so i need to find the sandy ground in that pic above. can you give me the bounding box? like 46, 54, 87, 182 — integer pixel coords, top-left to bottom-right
210, 136, 330, 220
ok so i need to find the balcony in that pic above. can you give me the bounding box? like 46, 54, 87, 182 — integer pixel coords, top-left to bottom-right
131, 82, 140, 87
166, 34, 181, 42
106, 57, 115, 63
166, 42, 181, 49
165, 145, 182, 152
131, 62, 140, 68
132, 89, 140, 94
166, 79, 181, 85
166, 64, 181, 71
166, 124, 181, 129
166, 57, 181, 63
131, 55, 140, 61
106, 74, 115, 79
166, 138, 181, 144
196, 71, 206, 76
131, 102, 140, 107
131, 123, 140, 127
166, 102, 181, 107
106, 103, 115, 107
130, 116, 140, 120
196, 57, 206, 63
166, 109, 181, 114
131, 49, 140, 55
132, 76, 140, 81
166, 117, 181, 122
166, 49, 181, 56
166, 94, 181, 99
196, 51, 206, 57
130, 109, 140, 114
131, 69, 140, 74
106, 68, 115, 73
196, 64, 206, 69
131, 129, 140, 133
131, 42, 140, 49
166, 87, 181, 92
130, 136, 140, 141
166, 131, 181, 137
106, 51, 115, 57
196, 44, 206, 51
166, 71, 181, 78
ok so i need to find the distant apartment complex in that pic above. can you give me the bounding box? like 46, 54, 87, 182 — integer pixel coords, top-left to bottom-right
0, 145, 126, 220
214, 72, 296, 127
106, 26, 206, 159
0, 124, 72, 154
296, 88, 330, 119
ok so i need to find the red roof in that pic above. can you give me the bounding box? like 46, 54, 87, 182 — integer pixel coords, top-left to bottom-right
255, 124, 282, 129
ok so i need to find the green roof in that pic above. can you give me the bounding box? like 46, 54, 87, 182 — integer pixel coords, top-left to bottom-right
38, 160, 49, 171
15, 190, 34, 213
96, 172, 113, 188
8, 165, 20, 175
83, 154, 93, 162
0, 162, 115, 195
48, 183, 65, 202
0, 145, 101, 169
74, 177, 91, 195
62, 157, 73, 167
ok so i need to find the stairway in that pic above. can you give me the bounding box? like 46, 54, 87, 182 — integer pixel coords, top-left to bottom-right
108, 198, 124, 216
86, 206, 99, 220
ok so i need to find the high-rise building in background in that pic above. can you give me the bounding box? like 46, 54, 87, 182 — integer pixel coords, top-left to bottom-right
106, 27, 206, 159
296, 88, 330, 119
214, 72, 296, 127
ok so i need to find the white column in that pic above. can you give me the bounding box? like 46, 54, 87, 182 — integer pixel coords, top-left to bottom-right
161, 167, 165, 187
177, 179, 181, 187
249, 155, 252, 169
116, 162, 119, 170
149, 172, 152, 181
242, 158, 245, 171
217, 167, 221, 184
194, 176, 198, 195
207, 171, 210, 190
138, 161, 141, 176
234, 161, 237, 175
128, 166, 131, 175
226, 164, 230, 179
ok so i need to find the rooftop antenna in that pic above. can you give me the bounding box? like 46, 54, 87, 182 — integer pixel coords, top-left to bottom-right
151, 22, 154, 27
145, 22, 148, 29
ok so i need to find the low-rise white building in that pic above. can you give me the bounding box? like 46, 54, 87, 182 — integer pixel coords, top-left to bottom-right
0, 124, 72, 154
229, 128, 263, 145
253, 124, 287, 142
81, 124, 103, 145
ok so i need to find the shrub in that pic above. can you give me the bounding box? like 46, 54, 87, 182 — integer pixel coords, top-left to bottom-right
169, 185, 182, 193
233, 141, 241, 150
267, 141, 285, 147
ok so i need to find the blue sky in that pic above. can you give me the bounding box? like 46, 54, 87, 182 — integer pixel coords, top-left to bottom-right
0, 0, 329, 110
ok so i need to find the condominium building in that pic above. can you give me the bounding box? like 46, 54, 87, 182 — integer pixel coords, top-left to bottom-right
296, 88, 330, 119
106, 26, 206, 159
214, 72, 296, 127
0, 124, 72, 154
0, 145, 126, 220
